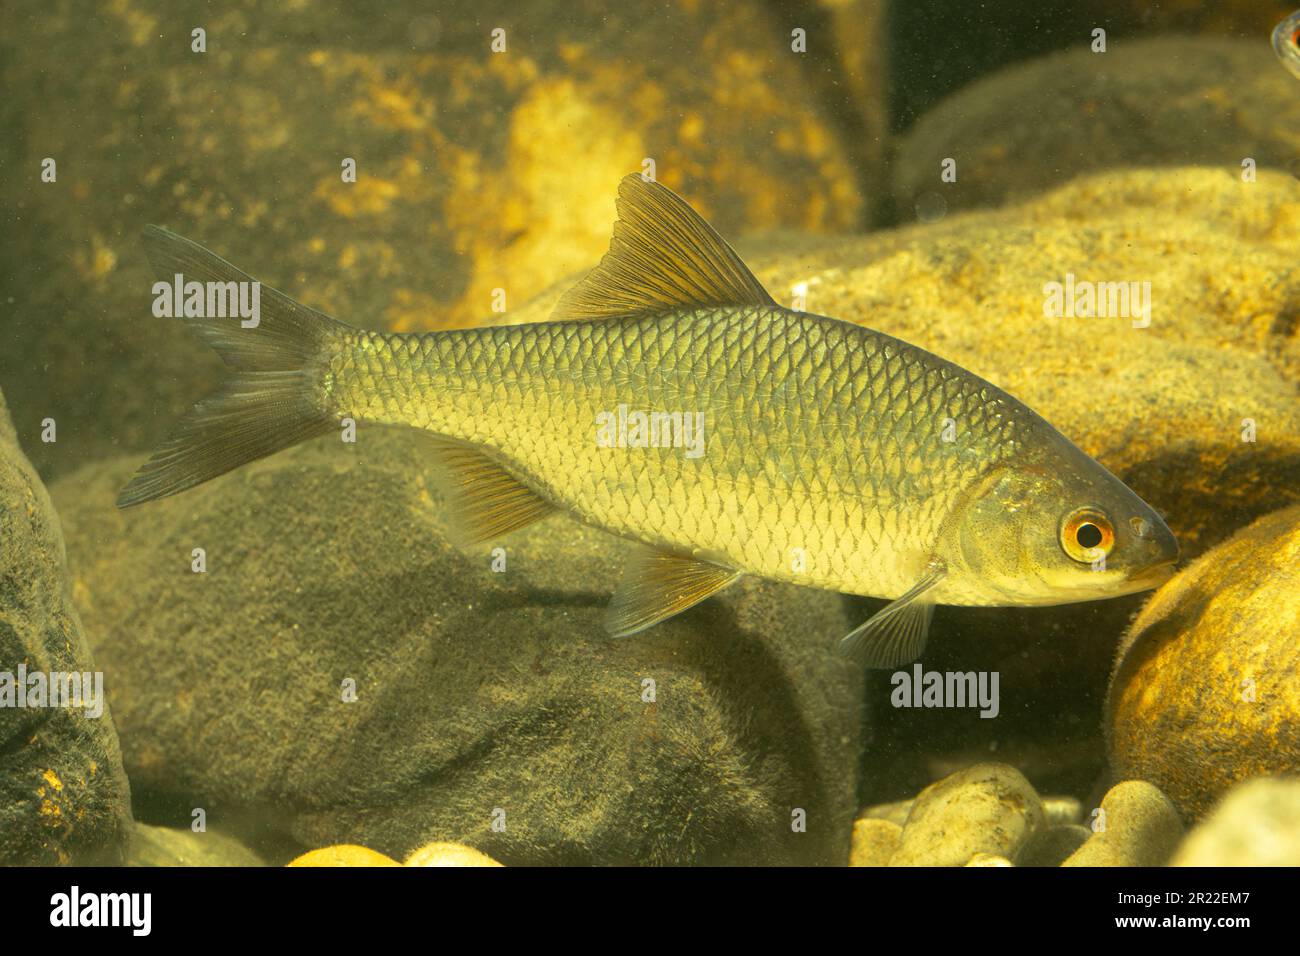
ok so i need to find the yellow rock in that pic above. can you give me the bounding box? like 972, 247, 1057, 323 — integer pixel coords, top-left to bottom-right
855, 799, 913, 827
287, 845, 400, 867
888, 763, 1044, 867
405, 842, 503, 867
849, 818, 902, 867
1107, 506, 1300, 821
1171, 778, 1300, 866
1062, 781, 1183, 867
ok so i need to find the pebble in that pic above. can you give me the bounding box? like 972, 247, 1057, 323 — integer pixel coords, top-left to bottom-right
849, 818, 902, 867
405, 842, 503, 867
1062, 781, 1183, 867
287, 845, 401, 867
889, 763, 1045, 867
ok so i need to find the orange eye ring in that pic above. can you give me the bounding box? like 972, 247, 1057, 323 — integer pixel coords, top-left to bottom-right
1060, 507, 1115, 564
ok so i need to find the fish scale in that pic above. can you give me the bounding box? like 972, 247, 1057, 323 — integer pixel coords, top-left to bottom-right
327, 304, 1034, 601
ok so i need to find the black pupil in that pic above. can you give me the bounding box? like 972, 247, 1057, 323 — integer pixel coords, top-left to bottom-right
1076, 523, 1103, 549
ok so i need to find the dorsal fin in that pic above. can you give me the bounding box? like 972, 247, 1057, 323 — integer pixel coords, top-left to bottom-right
551, 173, 776, 322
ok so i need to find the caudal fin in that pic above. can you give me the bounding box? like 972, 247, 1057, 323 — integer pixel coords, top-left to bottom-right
116, 226, 345, 508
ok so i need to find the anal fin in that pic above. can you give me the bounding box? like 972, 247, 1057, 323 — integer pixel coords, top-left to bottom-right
606, 548, 742, 638
839, 563, 946, 669
427, 439, 556, 545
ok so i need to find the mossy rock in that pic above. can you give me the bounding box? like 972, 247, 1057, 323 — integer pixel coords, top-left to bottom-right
1107, 505, 1300, 821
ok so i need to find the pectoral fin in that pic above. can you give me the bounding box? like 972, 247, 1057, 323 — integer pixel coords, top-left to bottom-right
426, 439, 556, 545
839, 564, 946, 669
606, 548, 742, 638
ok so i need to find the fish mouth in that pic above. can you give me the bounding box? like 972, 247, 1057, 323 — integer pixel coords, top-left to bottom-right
1126, 559, 1178, 591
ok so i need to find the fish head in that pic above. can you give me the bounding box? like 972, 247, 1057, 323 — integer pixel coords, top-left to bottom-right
939, 442, 1179, 606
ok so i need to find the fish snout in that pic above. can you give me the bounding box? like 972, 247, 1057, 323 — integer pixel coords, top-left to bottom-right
1126, 511, 1180, 585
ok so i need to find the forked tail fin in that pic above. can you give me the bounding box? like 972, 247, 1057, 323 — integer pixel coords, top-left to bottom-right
116, 226, 346, 508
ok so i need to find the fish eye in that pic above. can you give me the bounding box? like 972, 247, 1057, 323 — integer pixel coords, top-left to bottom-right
1060, 507, 1115, 563
1076, 523, 1103, 548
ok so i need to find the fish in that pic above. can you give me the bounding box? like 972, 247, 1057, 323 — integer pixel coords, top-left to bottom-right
1274, 10, 1300, 80
119, 174, 1180, 668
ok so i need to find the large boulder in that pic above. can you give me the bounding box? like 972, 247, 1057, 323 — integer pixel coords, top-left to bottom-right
0, 389, 132, 864
52, 427, 866, 865
893, 37, 1300, 218
1107, 505, 1300, 821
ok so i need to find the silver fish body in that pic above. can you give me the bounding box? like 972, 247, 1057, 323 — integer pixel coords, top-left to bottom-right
335, 306, 1077, 606
120, 175, 1179, 666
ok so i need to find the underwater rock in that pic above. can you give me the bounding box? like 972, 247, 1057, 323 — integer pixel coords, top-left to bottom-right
0, 389, 132, 865
848, 818, 902, 867
1062, 781, 1183, 867
287, 845, 401, 867
1170, 778, 1300, 867
52, 427, 865, 866
889, 763, 1045, 867
1106, 505, 1300, 821
0, 0, 869, 483
856, 799, 913, 828
964, 853, 1013, 867
1020, 824, 1091, 867
127, 823, 266, 867
893, 38, 1300, 216
406, 841, 503, 867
